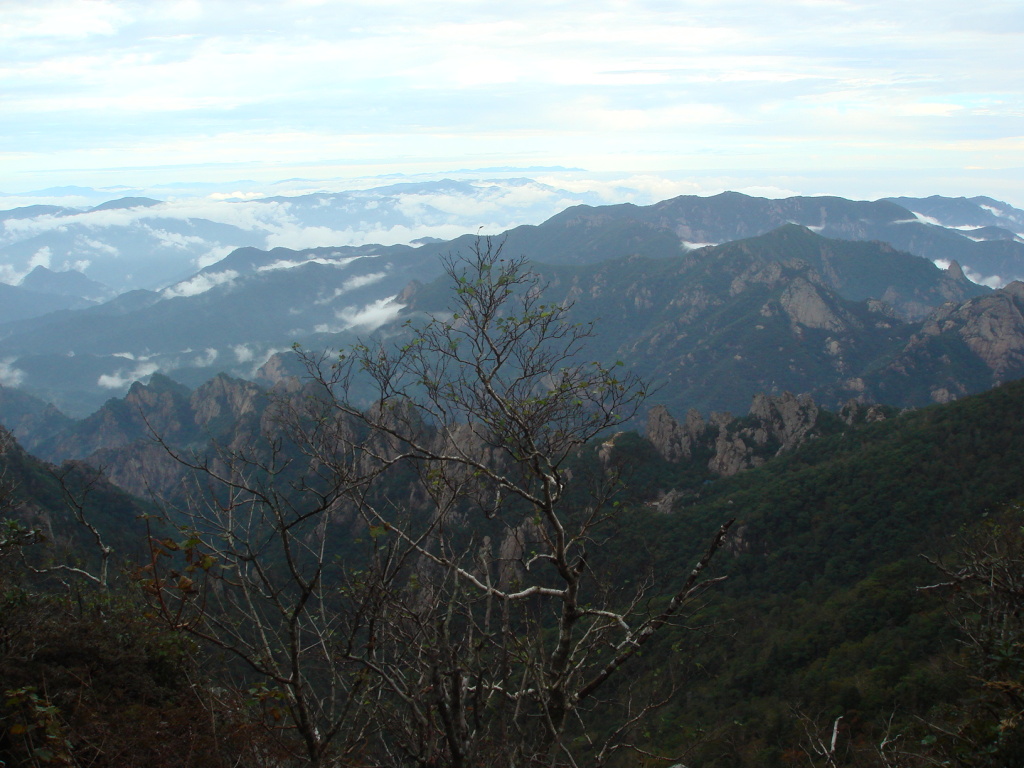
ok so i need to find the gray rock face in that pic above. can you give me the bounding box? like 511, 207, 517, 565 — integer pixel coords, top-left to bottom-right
953, 282, 1024, 381
865, 280, 1024, 404
747, 392, 820, 453
646, 391, 822, 477
644, 405, 705, 462
778, 278, 849, 332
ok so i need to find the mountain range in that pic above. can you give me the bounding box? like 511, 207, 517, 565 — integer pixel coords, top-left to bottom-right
1, 189, 1024, 421
0, 178, 601, 297
6, 185, 1024, 766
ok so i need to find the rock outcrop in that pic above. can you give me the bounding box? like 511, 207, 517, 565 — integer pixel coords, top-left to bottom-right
646, 391, 823, 478
644, 405, 706, 462
858, 281, 1024, 405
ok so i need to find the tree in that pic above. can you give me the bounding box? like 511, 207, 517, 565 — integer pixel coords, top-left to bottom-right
0, 426, 32, 558
297, 237, 733, 767
141, 393, 386, 768
148, 236, 732, 767
920, 508, 1024, 766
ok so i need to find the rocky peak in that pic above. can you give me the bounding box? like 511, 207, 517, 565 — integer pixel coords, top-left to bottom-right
916, 282, 1024, 381
747, 391, 820, 451
645, 404, 706, 462
123, 375, 193, 441
839, 399, 891, 425
190, 374, 264, 430
945, 260, 967, 281
647, 391, 824, 477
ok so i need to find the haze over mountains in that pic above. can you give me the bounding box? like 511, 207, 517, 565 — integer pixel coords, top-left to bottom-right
2, 183, 1024, 421
0, 178, 602, 295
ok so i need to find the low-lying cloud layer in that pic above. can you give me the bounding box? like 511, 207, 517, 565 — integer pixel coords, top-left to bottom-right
162, 269, 239, 298
0, 178, 608, 290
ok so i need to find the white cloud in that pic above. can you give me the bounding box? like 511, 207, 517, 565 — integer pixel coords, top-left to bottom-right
963, 266, 1005, 289
336, 295, 404, 331
144, 226, 206, 249
934, 258, 1006, 289
0, 359, 26, 388
75, 235, 119, 255
342, 270, 388, 292
257, 254, 371, 272
233, 344, 255, 363
191, 347, 218, 367
910, 211, 944, 227
207, 191, 266, 201
97, 361, 160, 389
196, 245, 237, 269
61, 258, 92, 272
161, 269, 239, 298
262, 224, 364, 250
28, 246, 52, 270
1, 0, 1020, 208
313, 271, 390, 304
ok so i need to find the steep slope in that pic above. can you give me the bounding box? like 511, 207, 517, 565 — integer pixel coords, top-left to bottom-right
885, 194, 1024, 235
851, 280, 1024, 406
488, 192, 1024, 289
0, 193, 1011, 417
0, 384, 74, 449
597, 377, 1024, 764
507, 227, 982, 413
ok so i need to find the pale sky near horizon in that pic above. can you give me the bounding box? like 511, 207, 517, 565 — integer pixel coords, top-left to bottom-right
2, 0, 1022, 204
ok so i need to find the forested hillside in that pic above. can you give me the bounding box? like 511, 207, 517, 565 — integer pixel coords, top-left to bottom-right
3, 245, 1024, 766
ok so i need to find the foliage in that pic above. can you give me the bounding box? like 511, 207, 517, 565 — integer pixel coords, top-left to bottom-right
918, 508, 1024, 766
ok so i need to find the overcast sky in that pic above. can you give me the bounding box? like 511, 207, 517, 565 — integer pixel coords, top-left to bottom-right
2, 0, 1022, 204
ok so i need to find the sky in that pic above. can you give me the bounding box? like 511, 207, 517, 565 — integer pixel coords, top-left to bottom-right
2, 0, 1023, 205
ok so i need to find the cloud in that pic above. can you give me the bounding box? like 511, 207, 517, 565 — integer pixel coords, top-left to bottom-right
3, 0, 1020, 208
75, 235, 119, 255
336, 295, 404, 331
0, 359, 27, 388
28, 246, 52, 270
208, 191, 266, 201
161, 269, 239, 298
963, 267, 1005, 289
934, 258, 1006, 289
144, 226, 207, 250
97, 361, 160, 389
233, 344, 255, 363
313, 271, 390, 304
191, 347, 218, 367
61, 258, 92, 272
909, 211, 944, 227
196, 245, 237, 269
343, 270, 388, 290
257, 254, 372, 272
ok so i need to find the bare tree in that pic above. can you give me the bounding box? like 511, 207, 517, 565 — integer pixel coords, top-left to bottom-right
297, 237, 734, 767
919, 508, 1024, 766
145, 237, 732, 767
141, 394, 390, 768
0, 425, 33, 558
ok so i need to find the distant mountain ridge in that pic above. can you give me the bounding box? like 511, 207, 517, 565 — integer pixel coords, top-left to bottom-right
0, 178, 605, 297
2, 190, 1024, 418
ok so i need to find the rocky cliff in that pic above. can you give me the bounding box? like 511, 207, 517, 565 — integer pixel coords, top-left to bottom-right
848, 281, 1024, 406
646, 391, 828, 477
